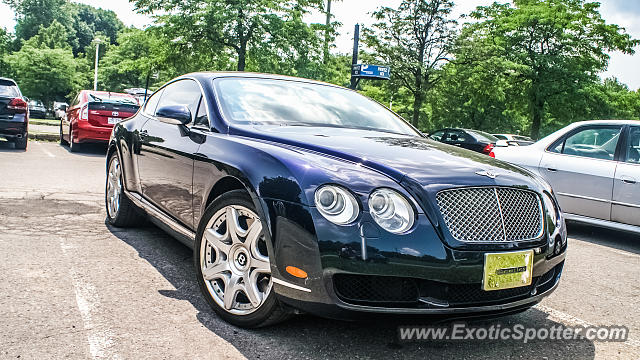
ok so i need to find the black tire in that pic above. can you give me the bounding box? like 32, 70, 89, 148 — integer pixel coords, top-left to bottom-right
69, 127, 79, 152
59, 123, 67, 145
105, 152, 145, 227
194, 190, 292, 328
14, 134, 27, 150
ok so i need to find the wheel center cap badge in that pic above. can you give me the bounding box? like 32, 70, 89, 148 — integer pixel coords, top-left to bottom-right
476, 170, 499, 179
236, 253, 247, 267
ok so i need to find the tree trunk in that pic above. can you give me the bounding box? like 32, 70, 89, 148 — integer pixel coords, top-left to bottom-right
411, 92, 423, 128
529, 92, 544, 139
237, 39, 247, 71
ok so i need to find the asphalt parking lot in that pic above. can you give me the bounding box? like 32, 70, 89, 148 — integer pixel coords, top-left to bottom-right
0, 140, 639, 359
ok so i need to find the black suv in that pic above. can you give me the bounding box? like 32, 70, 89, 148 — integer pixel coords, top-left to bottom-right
0, 78, 28, 150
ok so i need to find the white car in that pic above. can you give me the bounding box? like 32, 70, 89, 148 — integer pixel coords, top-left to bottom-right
492, 120, 640, 233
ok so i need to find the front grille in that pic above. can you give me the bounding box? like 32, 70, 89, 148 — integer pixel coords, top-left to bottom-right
436, 187, 543, 242
332, 263, 562, 308
333, 274, 418, 305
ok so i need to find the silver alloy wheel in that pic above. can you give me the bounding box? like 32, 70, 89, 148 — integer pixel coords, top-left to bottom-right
200, 205, 272, 315
106, 157, 122, 218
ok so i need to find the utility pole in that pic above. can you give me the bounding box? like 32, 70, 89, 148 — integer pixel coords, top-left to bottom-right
93, 38, 102, 91
323, 0, 332, 63
349, 24, 360, 90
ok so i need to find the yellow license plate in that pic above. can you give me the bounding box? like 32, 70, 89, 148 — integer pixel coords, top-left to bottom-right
483, 250, 534, 291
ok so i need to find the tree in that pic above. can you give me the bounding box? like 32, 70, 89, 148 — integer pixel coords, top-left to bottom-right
0, 27, 11, 74
4, 0, 124, 55
465, 0, 638, 138
133, 0, 323, 72
4, 22, 87, 105
364, 0, 457, 128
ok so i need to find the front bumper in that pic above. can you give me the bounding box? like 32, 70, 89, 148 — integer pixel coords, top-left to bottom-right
262, 198, 567, 319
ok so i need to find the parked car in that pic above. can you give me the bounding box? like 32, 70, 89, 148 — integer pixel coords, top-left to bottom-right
0, 77, 28, 150
429, 128, 500, 155
60, 90, 139, 152
124, 88, 149, 105
106, 73, 566, 328
493, 133, 535, 146
53, 102, 68, 120
28, 99, 47, 119
492, 120, 640, 233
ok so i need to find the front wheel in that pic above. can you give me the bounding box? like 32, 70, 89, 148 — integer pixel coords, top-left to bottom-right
194, 190, 291, 328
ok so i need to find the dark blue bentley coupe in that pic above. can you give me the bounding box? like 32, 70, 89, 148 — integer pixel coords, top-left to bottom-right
106, 72, 567, 327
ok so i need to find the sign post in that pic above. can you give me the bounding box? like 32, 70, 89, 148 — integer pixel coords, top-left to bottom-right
349, 24, 390, 90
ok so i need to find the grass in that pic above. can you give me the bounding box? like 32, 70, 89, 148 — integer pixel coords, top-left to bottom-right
30, 118, 60, 126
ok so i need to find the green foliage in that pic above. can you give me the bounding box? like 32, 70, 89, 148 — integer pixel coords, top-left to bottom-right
459, 0, 639, 138
4, 22, 87, 104
363, 0, 457, 128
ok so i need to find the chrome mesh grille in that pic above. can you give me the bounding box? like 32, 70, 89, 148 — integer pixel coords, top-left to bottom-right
436, 187, 543, 242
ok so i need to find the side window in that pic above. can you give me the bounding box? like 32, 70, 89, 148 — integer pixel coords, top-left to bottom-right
626, 127, 640, 164
155, 79, 202, 123
194, 96, 209, 127
430, 130, 445, 141
445, 130, 467, 142
144, 89, 164, 116
557, 126, 622, 160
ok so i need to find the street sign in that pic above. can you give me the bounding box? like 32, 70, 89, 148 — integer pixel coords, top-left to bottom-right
351, 64, 390, 80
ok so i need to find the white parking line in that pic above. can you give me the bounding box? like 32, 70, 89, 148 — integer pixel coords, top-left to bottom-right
34, 141, 55, 158
59, 238, 120, 359
536, 304, 640, 348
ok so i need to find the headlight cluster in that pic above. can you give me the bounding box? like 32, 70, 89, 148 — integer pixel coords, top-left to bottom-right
314, 185, 359, 225
314, 185, 415, 234
542, 192, 560, 227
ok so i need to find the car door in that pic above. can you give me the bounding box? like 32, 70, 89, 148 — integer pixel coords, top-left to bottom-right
137, 79, 203, 229
539, 125, 623, 220
611, 126, 640, 226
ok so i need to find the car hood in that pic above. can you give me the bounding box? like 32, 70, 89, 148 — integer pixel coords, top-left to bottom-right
231, 125, 543, 191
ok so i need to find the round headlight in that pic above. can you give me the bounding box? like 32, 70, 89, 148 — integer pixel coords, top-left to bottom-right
542, 192, 559, 226
314, 185, 359, 225
369, 188, 415, 234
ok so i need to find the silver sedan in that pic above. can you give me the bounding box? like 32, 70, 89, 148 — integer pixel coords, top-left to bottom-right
492, 120, 640, 233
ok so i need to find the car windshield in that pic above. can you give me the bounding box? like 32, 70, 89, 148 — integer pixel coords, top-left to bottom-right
466, 130, 499, 142
89, 93, 138, 105
29, 100, 44, 106
213, 78, 420, 136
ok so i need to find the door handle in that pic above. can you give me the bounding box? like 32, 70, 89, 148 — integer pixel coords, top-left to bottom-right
547, 168, 557, 172
621, 176, 637, 184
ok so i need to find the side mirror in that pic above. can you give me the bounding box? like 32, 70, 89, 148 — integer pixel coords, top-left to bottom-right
156, 105, 191, 125
450, 134, 459, 141
495, 140, 509, 147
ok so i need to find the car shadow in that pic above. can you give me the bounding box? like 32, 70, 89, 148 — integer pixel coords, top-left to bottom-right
567, 222, 640, 255
60, 142, 108, 157
106, 222, 597, 359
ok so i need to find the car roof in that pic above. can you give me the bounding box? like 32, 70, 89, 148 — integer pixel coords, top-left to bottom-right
0, 77, 17, 85
565, 119, 640, 126
181, 71, 343, 89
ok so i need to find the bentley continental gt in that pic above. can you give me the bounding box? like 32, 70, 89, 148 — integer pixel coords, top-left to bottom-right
106, 73, 567, 327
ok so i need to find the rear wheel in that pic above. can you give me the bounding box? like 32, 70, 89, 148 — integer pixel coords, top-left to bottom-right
105, 152, 144, 227
69, 127, 79, 152
59, 123, 67, 145
195, 190, 291, 328
14, 134, 27, 150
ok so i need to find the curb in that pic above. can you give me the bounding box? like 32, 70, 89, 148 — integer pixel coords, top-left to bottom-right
28, 132, 59, 141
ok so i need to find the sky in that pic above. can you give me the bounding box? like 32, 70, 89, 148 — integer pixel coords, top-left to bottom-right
1, 0, 639, 89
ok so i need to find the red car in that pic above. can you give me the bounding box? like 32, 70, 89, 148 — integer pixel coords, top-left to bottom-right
60, 90, 140, 151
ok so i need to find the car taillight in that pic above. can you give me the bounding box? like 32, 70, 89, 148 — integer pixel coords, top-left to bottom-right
7, 98, 28, 113
80, 105, 88, 121
483, 143, 495, 154
489, 150, 496, 158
